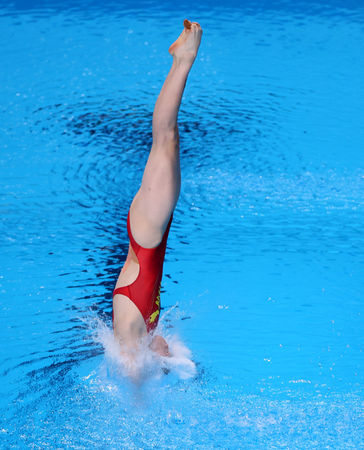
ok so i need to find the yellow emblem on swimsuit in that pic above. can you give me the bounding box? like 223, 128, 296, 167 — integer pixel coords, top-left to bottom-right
149, 285, 161, 324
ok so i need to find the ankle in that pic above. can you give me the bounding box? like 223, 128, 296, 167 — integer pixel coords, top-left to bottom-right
172, 55, 195, 72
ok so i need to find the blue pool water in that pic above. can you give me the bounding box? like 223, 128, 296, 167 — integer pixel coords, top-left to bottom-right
1, 0, 363, 447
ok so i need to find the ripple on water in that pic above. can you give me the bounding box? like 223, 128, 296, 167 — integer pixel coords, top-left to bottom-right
1, 4, 364, 448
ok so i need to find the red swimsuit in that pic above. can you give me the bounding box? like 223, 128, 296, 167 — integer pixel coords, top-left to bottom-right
112, 211, 173, 332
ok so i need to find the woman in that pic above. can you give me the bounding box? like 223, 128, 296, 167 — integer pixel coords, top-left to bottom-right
112, 20, 203, 357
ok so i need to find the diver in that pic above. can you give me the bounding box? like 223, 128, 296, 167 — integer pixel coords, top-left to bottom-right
112, 20, 202, 358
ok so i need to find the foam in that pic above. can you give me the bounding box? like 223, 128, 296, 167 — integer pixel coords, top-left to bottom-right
89, 316, 196, 384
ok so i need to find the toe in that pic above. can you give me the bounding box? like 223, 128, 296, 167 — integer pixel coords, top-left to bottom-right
184, 19, 192, 30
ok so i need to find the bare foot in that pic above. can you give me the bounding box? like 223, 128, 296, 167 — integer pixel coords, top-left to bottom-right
168, 19, 203, 67
150, 335, 171, 357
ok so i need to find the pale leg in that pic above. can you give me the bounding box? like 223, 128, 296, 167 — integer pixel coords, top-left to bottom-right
113, 20, 203, 355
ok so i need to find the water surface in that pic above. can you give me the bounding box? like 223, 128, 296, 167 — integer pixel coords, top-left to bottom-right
1, 0, 363, 447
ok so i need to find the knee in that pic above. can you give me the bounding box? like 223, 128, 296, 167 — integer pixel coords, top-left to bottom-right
153, 125, 179, 147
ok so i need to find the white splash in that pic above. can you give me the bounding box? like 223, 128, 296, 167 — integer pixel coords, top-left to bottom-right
90, 316, 196, 383
160, 334, 196, 380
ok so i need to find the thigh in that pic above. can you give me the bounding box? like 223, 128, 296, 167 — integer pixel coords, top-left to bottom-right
113, 294, 147, 342
129, 142, 180, 248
